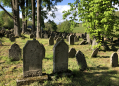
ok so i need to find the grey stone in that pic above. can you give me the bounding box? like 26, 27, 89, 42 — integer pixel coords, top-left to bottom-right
44, 33, 48, 38
10, 36, 15, 42
91, 38, 98, 50
69, 35, 74, 45
91, 48, 99, 57
68, 48, 76, 58
53, 40, 69, 73
86, 34, 92, 44
75, 50, 87, 71
56, 37, 61, 43
23, 39, 44, 77
74, 36, 78, 42
80, 40, 86, 45
30, 34, 34, 38
49, 36, 54, 45
110, 53, 118, 67
9, 43, 21, 61
0, 41, 3, 46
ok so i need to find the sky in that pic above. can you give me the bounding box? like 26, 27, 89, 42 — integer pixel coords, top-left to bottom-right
0, 0, 119, 25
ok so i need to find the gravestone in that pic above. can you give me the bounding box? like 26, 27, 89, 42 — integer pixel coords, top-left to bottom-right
10, 36, 15, 42
87, 34, 92, 44
53, 40, 69, 73
44, 33, 48, 39
75, 50, 87, 71
69, 35, 74, 45
110, 53, 118, 67
91, 48, 99, 57
117, 49, 119, 54
91, 38, 98, 50
49, 36, 54, 45
56, 37, 61, 43
9, 43, 21, 61
80, 40, 86, 45
74, 36, 78, 42
0, 41, 3, 46
23, 39, 44, 77
30, 34, 34, 38
68, 48, 76, 58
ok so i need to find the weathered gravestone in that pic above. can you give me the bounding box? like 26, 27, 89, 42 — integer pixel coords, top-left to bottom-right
110, 52, 118, 67
68, 48, 76, 58
56, 37, 61, 43
91, 38, 98, 50
91, 48, 99, 57
23, 39, 45, 77
117, 49, 119, 54
53, 40, 69, 73
74, 36, 78, 42
75, 50, 87, 71
9, 43, 21, 61
0, 41, 3, 46
69, 35, 74, 45
44, 33, 48, 38
80, 40, 86, 45
49, 36, 54, 45
30, 34, 34, 38
87, 34, 92, 44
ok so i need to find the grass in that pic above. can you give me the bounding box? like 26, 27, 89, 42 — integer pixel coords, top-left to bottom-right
73, 23, 85, 33
0, 34, 119, 86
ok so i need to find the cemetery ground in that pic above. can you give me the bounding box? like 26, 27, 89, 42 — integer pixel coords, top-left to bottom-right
0, 35, 119, 86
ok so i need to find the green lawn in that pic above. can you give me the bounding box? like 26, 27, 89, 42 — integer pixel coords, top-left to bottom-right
73, 23, 85, 33
0, 34, 119, 86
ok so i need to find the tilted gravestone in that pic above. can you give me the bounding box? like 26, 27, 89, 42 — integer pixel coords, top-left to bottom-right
53, 40, 69, 73
75, 50, 87, 71
23, 39, 44, 77
9, 43, 21, 61
56, 37, 61, 44
69, 35, 74, 45
80, 40, 86, 45
68, 48, 76, 58
91, 48, 99, 57
49, 36, 54, 45
110, 52, 118, 67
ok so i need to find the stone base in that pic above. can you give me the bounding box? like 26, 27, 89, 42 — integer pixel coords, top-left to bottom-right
50, 69, 74, 79
16, 73, 48, 86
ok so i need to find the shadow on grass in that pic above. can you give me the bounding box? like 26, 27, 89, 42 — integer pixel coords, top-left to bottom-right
96, 55, 110, 58
43, 67, 119, 86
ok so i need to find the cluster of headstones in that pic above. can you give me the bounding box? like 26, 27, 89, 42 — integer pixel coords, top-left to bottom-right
9, 39, 87, 77
0, 28, 16, 42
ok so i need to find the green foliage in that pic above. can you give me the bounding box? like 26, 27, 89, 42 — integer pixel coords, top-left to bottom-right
63, 0, 119, 48
44, 20, 57, 31
0, 11, 14, 29
57, 20, 72, 33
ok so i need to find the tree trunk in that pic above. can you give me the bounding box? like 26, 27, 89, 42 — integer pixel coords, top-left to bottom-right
12, 0, 21, 36
36, 0, 41, 38
31, 0, 35, 34
21, 0, 26, 34
25, 0, 28, 32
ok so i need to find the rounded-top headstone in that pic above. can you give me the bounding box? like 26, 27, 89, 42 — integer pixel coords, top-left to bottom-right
110, 52, 118, 67
23, 39, 45, 77
68, 48, 76, 58
9, 43, 21, 61
53, 39, 69, 73
75, 50, 87, 71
